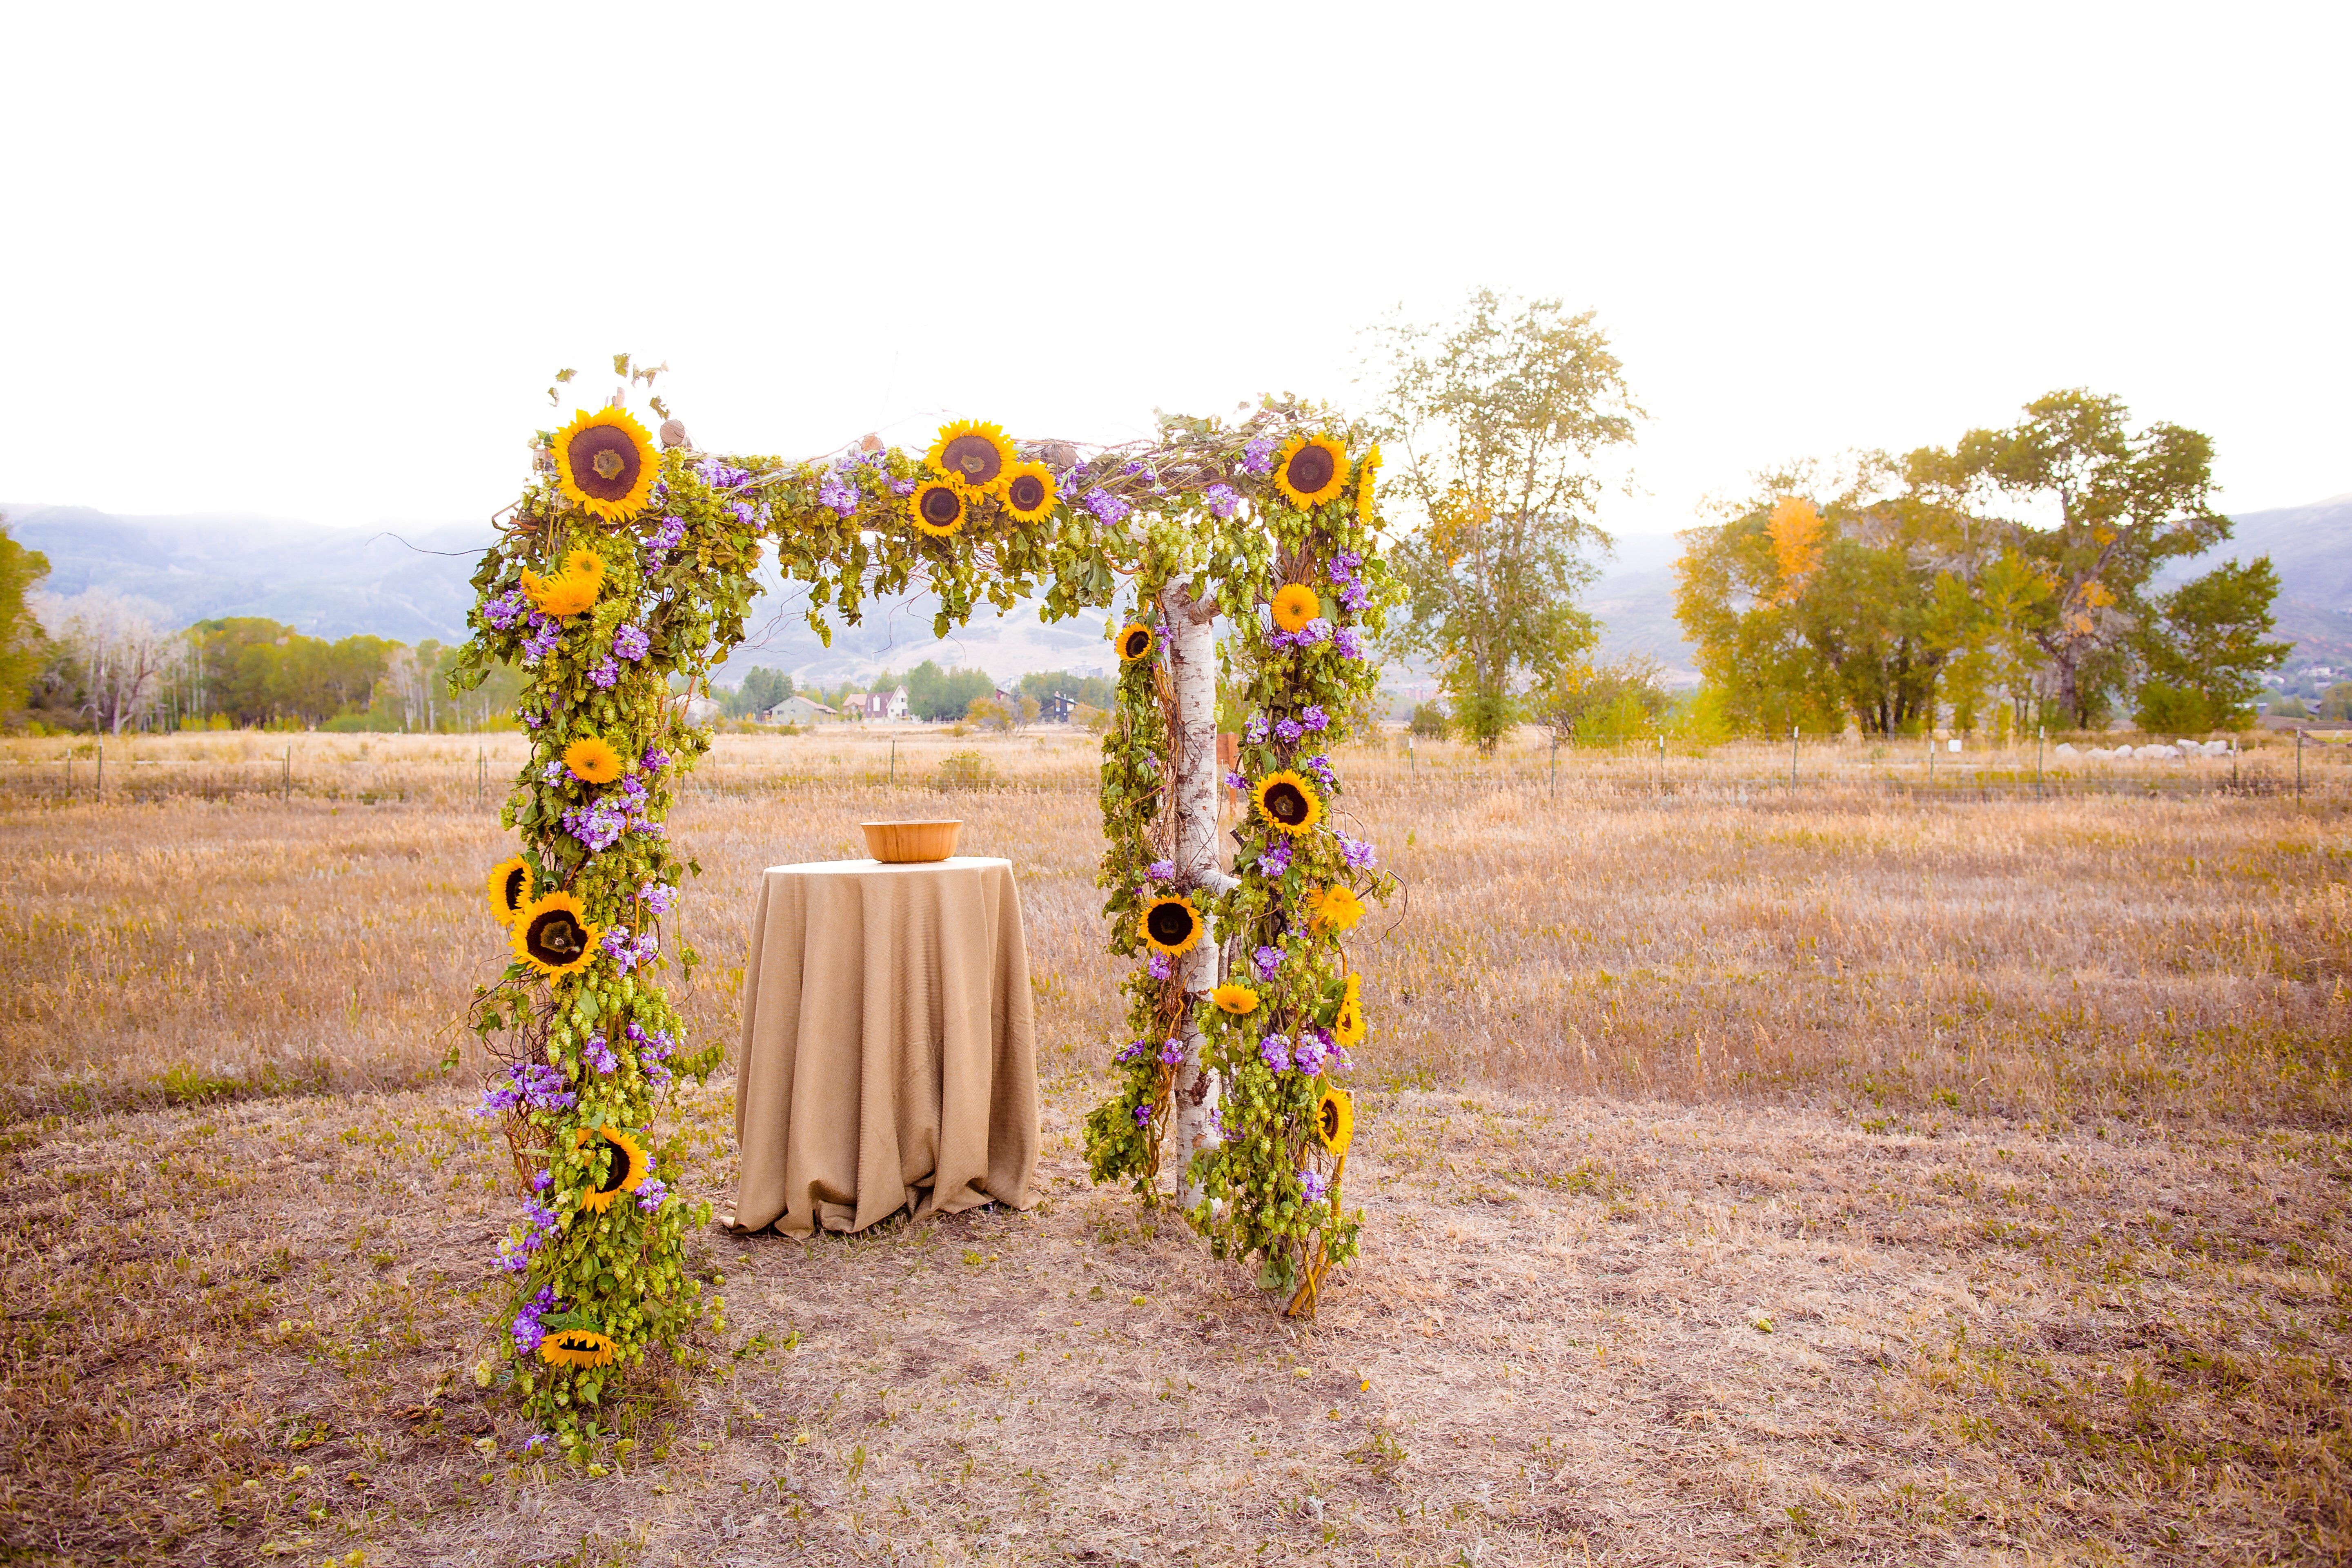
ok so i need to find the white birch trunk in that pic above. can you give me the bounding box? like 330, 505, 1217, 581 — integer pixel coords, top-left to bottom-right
1161, 575, 1236, 1211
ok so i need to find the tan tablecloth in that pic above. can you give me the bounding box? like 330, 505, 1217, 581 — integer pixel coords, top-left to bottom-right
728, 855, 1038, 1237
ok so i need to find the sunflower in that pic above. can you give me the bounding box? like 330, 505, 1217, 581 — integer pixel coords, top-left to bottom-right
1211, 983, 1260, 1016
1314, 1085, 1355, 1155
521, 566, 599, 619
487, 854, 533, 925
539, 1327, 619, 1368
552, 406, 659, 522
563, 547, 607, 585
574, 1126, 649, 1213
1356, 444, 1381, 523
925, 420, 1016, 496
910, 480, 967, 537
1253, 771, 1323, 837
1000, 461, 1058, 522
1334, 972, 1366, 1047
512, 890, 601, 980
1271, 584, 1322, 632
1304, 884, 1365, 933
1273, 434, 1348, 510
1139, 894, 1203, 957
1116, 622, 1155, 662
563, 736, 624, 784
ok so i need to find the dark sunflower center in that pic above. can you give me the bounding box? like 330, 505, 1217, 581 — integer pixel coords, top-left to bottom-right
920, 486, 962, 527
502, 866, 529, 911
526, 911, 585, 963
592, 1139, 628, 1195
1123, 629, 1149, 659
567, 425, 641, 500
1286, 444, 1336, 497
942, 435, 1003, 486
1265, 782, 1308, 824
1321, 1100, 1340, 1140
1146, 901, 1195, 948
1007, 473, 1046, 512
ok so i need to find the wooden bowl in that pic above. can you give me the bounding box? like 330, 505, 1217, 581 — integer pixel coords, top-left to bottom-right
861, 820, 962, 863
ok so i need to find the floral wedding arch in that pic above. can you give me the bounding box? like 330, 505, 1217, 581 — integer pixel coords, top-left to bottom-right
453, 373, 1395, 1444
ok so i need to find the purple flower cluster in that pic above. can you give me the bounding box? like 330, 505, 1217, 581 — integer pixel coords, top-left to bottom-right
1337, 579, 1371, 613
584, 1032, 619, 1074
1337, 833, 1378, 870
817, 465, 861, 518
473, 1061, 575, 1119
639, 879, 677, 915
1259, 838, 1293, 876
520, 617, 561, 666
1302, 705, 1330, 732
1334, 626, 1366, 660
623, 1021, 677, 1087
1081, 490, 1132, 526
613, 624, 650, 662
1241, 436, 1276, 476
600, 923, 659, 976
564, 773, 660, 853
1259, 1032, 1292, 1073
590, 657, 620, 690
1203, 483, 1241, 519
1254, 944, 1283, 980
641, 744, 670, 772
1294, 1029, 1335, 1075
728, 500, 757, 529
496, 1197, 563, 1275
1146, 859, 1174, 884
1304, 753, 1336, 788
1157, 1037, 1184, 1066
634, 1178, 668, 1213
1245, 715, 1268, 743
696, 459, 752, 490
510, 1285, 557, 1355
1147, 951, 1172, 980
1225, 769, 1248, 793
1116, 1038, 1152, 1065
889, 477, 914, 497
520, 708, 543, 730
1265, 618, 1332, 652
485, 589, 530, 630
1132, 1102, 1154, 1127
1298, 1169, 1329, 1203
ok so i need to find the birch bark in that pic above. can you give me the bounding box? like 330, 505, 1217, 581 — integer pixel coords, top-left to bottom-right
1160, 574, 1236, 1211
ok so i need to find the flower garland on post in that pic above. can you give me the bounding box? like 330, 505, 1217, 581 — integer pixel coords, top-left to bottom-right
1081, 421, 1395, 1313
455, 380, 1396, 1454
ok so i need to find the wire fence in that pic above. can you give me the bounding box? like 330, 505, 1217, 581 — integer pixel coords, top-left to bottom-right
2, 728, 2346, 810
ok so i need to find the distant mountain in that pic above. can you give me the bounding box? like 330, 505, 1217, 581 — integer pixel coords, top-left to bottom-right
11, 492, 2345, 685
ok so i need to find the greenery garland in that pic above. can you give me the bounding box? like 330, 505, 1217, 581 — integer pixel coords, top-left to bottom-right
454, 384, 1394, 1449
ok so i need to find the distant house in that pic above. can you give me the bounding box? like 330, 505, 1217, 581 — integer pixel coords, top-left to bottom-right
760, 696, 832, 726
675, 694, 721, 726
839, 686, 910, 721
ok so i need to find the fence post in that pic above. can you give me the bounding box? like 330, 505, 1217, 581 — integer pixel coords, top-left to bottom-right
2296, 728, 2304, 798
1790, 724, 1797, 789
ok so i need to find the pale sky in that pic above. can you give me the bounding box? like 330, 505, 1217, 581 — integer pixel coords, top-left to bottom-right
4, 2, 2344, 542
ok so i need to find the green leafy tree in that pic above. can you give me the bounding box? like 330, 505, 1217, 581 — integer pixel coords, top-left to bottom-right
720, 666, 793, 718
1915, 390, 2231, 727
0, 515, 51, 717
899, 659, 994, 721
2132, 557, 2287, 731
1370, 289, 1640, 751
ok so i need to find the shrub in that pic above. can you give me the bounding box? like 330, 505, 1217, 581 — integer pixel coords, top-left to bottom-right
934, 750, 999, 791
1407, 701, 1450, 740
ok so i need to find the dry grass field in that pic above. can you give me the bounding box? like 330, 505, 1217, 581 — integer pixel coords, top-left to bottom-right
0, 729, 2345, 1565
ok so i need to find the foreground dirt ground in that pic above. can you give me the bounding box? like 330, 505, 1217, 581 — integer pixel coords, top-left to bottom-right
4, 1067, 2344, 1566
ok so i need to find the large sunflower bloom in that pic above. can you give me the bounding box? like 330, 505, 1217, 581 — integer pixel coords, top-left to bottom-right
1271, 584, 1322, 632
1116, 622, 1155, 662
521, 566, 599, 619
1273, 434, 1348, 510
575, 1126, 649, 1212
1253, 771, 1323, 836
563, 547, 607, 586
1315, 1085, 1355, 1154
1210, 983, 1260, 1016
1334, 973, 1367, 1047
1000, 461, 1058, 522
563, 736, 624, 784
552, 406, 659, 522
1140, 894, 1203, 957
910, 480, 966, 537
540, 1327, 619, 1368
512, 890, 601, 980
487, 854, 533, 925
925, 420, 1016, 496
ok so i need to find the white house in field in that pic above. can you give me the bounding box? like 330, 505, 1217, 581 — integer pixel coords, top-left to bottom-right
837, 686, 910, 721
